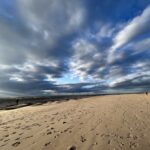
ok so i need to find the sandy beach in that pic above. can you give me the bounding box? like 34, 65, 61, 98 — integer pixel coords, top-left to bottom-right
0, 94, 150, 150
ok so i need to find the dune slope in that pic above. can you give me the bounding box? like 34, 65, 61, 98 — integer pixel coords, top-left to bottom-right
0, 94, 150, 150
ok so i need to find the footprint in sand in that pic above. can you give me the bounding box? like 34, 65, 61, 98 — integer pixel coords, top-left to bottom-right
130, 142, 138, 149
133, 135, 138, 140
67, 145, 77, 150
24, 135, 33, 139
12, 141, 20, 147
127, 133, 138, 140
119, 142, 125, 147
94, 142, 98, 145
47, 131, 52, 135
16, 123, 21, 126
4, 134, 9, 138
4, 126, 10, 129
119, 136, 123, 139
54, 135, 57, 139
53, 112, 59, 116
19, 133, 23, 135
108, 140, 111, 144
15, 138, 20, 140
45, 142, 51, 146
0, 144, 6, 147
80, 136, 86, 143
4, 139, 10, 142
12, 132, 16, 134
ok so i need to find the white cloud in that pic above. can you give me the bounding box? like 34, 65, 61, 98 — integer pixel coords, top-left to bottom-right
96, 24, 115, 39
132, 38, 150, 52
84, 23, 118, 42
17, 0, 85, 46
108, 73, 136, 87
70, 39, 101, 81
108, 5, 150, 63
0, 0, 86, 66
9, 74, 25, 82
114, 5, 150, 48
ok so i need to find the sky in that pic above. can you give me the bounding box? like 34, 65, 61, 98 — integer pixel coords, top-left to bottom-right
0, 0, 150, 97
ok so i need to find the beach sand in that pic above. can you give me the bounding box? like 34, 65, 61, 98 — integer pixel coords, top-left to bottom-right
0, 94, 150, 150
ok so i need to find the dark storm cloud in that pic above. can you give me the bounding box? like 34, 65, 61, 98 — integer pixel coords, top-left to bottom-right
0, 0, 150, 96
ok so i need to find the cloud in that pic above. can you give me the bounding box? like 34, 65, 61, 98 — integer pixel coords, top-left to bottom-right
108, 5, 150, 63
70, 38, 106, 81
114, 5, 150, 47
0, 0, 85, 65
0, 0, 86, 96
17, 0, 85, 42
69, 4, 150, 91
0, 0, 150, 96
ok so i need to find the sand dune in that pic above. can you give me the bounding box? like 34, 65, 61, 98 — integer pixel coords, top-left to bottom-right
0, 94, 150, 150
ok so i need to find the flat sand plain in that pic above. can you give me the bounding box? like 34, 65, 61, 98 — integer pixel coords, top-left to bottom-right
0, 94, 150, 150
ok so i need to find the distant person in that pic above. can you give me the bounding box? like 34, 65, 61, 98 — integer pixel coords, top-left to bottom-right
146, 92, 148, 96
16, 99, 19, 105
